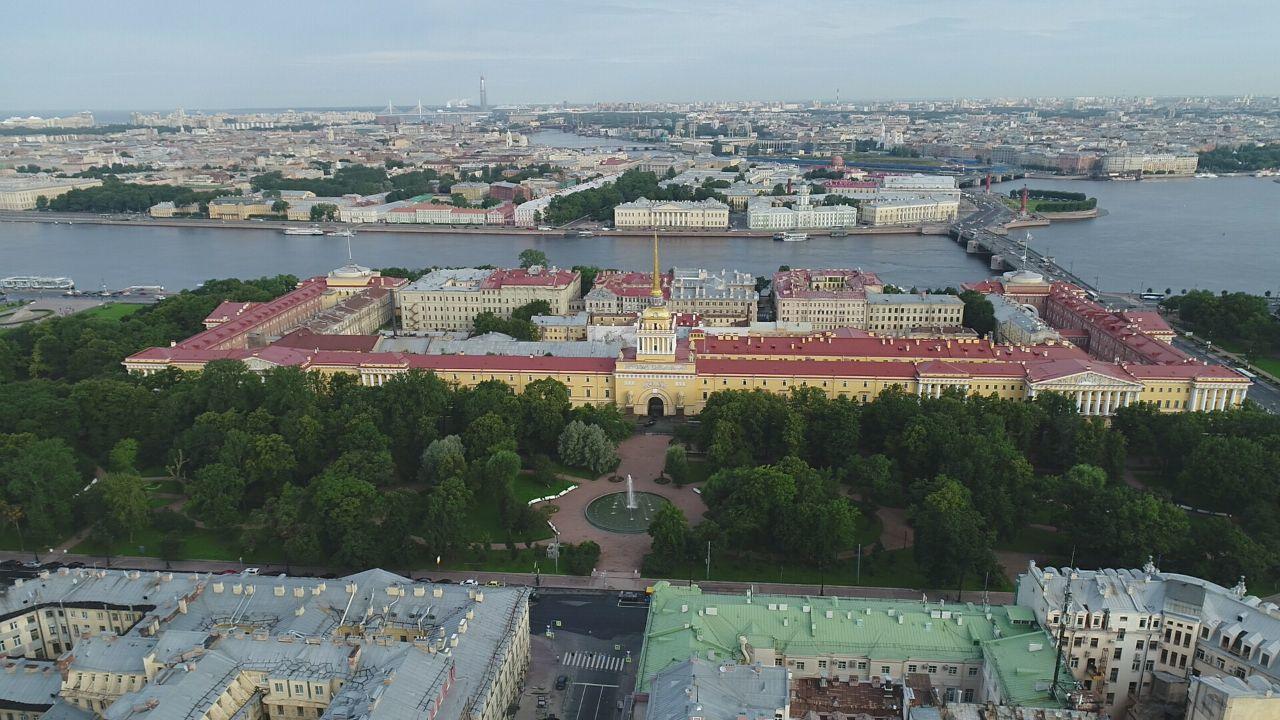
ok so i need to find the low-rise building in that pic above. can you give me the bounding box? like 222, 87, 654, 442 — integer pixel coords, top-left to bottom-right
861, 196, 960, 226
865, 292, 965, 334
773, 268, 884, 330
450, 181, 490, 203
0, 176, 102, 210
1100, 153, 1198, 176
613, 198, 730, 229
207, 196, 273, 220
586, 268, 756, 326
746, 187, 857, 230
398, 266, 581, 331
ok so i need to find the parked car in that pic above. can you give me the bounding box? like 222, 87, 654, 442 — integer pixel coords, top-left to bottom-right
555, 675, 569, 691
460, 578, 478, 586
242, 567, 260, 575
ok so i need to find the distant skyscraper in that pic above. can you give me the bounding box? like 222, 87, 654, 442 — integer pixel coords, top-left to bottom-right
479, 75, 488, 112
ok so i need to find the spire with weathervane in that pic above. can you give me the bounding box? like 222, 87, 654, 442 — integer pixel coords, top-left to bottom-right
635, 232, 676, 362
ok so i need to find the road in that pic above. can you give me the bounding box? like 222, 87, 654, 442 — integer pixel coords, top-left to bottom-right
530, 592, 648, 720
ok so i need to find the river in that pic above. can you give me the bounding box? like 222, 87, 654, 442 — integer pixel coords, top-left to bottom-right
0, 169, 1275, 295
990, 176, 1280, 295
0, 222, 988, 292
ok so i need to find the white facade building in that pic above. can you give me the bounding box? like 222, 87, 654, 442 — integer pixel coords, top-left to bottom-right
861, 195, 960, 226
746, 186, 857, 230
613, 198, 730, 229
1018, 561, 1280, 718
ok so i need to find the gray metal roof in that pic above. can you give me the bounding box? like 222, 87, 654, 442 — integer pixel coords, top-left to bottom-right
645, 657, 788, 720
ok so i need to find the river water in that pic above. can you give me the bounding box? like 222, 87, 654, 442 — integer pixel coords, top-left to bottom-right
0, 222, 988, 291
0, 156, 1275, 293
990, 176, 1280, 295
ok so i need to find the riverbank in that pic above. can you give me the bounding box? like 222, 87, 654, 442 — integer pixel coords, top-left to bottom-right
0, 211, 947, 239
1036, 208, 1102, 221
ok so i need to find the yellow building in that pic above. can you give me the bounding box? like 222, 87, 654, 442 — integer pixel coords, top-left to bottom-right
0, 177, 101, 210
125, 246, 1252, 417
397, 267, 581, 332
207, 196, 273, 220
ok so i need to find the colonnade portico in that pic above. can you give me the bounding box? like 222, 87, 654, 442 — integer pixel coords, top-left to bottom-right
1187, 385, 1246, 412
916, 381, 969, 399
1028, 383, 1142, 417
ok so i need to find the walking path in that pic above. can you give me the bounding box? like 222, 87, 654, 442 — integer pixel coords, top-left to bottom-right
538, 433, 707, 573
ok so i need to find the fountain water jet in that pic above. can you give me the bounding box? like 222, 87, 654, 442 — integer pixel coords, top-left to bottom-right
625, 474, 638, 510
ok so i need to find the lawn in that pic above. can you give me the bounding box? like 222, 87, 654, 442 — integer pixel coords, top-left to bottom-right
78, 303, 144, 321
462, 475, 575, 542
682, 458, 713, 485
439, 546, 562, 575
1250, 356, 1280, 379
995, 525, 1070, 556
665, 547, 1010, 593
72, 525, 283, 564
547, 460, 599, 481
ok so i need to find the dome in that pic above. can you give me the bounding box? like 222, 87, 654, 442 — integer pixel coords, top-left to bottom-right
328, 262, 373, 280
1002, 268, 1045, 286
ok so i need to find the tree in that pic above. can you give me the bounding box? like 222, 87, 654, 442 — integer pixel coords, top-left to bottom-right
520, 378, 570, 451
958, 290, 997, 337
309, 203, 338, 222
187, 463, 245, 530
557, 421, 618, 476
518, 249, 549, 269
422, 476, 473, 557
99, 473, 150, 542
159, 532, 184, 564
271, 200, 289, 215
420, 435, 467, 485
108, 438, 140, 473
0, 501, 26, 552
561, 540, 601, 575
646, 504, 690, 575
463, 413, 517, 461
34, 195, 48, 210
311, 468, 384, 568
911, 475, 996, 591
664, 445, 689, 485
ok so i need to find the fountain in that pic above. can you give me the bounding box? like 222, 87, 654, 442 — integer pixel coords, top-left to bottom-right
584, 476, 670, 534
625, 474, 638, 510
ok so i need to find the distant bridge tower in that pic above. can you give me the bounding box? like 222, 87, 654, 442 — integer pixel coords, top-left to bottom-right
984, 173, 992, 194
1020, 185, 1028, 215
479, 75, 488, 112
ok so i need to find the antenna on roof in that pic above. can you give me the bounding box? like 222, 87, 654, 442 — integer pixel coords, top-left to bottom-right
1050, 582, 1073, 703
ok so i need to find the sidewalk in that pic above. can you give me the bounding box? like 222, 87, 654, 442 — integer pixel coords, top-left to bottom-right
0, 548, 1013, 605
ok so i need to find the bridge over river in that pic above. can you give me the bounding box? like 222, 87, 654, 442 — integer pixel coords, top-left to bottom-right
949, 191, 1095, 291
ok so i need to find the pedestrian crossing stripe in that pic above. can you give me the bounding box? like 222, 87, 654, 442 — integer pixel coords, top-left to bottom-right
560, 651, 627, 673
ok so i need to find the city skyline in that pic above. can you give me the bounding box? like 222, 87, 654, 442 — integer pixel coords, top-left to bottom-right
4, 0, 1278, 110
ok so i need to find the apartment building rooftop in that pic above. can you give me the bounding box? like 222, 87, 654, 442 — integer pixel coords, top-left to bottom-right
2, 568, 529, 720
644, 658, 788, 720
636, 582, 1058, 704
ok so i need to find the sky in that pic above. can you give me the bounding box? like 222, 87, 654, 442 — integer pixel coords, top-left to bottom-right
2, 0, 1277, 112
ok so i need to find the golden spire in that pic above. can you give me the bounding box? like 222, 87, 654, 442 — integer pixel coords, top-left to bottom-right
651, 232, 663, 299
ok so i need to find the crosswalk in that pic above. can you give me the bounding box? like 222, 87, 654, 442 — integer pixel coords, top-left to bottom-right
561, 651, 627, 673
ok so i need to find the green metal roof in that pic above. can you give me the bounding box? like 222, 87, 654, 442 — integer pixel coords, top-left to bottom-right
636, 581, 1062, 708
980, 631, 1065, 707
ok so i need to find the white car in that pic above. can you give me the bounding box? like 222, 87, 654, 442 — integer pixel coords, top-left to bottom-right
461, 578, 479, 586
243, 567, 260, 575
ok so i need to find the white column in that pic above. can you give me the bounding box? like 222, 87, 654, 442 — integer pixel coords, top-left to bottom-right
1230, 388, 1241, 407
1086, 390, 1096, 416
1189, 387, 1200, 411
1215, 388, 1227, 411
1101, 391, 1112, 416
1075, 391, 1084, 413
